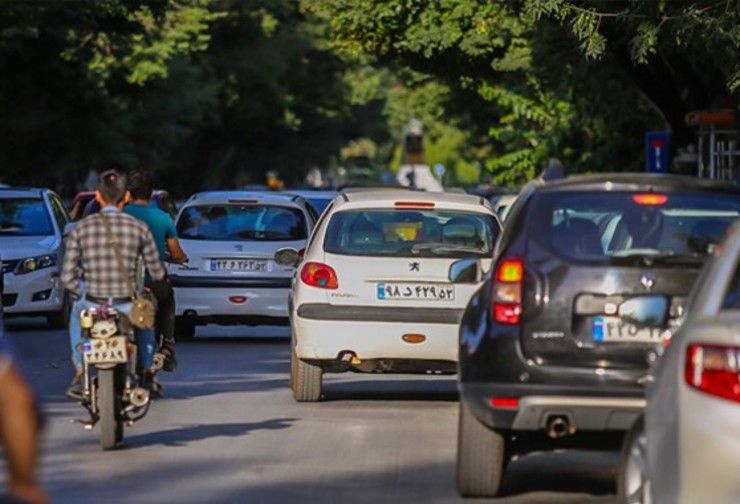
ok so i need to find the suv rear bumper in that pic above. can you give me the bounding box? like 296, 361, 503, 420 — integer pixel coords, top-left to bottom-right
461, 383, 644, 432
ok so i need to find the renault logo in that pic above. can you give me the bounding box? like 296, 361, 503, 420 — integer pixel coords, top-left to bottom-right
641, 271, 656, 291
409, 262, 420, 272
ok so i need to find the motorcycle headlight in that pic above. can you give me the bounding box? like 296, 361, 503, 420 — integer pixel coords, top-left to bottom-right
90, 319, 118, 339
17, 255, 55, 275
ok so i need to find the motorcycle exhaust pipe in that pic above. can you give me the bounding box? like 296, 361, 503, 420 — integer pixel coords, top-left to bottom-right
545, 415, 574, 439
129, 387, 150, 408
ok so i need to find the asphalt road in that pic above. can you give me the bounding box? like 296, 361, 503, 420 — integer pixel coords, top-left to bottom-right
3, 319, 619, 504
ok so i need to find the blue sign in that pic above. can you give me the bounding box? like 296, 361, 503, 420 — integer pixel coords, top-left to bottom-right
646, 131, 670, 173
434, 163, 445, 177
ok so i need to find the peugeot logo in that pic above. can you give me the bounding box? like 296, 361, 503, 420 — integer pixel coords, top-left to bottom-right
640, 271, 656, 291
235, 244, 243, 251
409, 262, 420, 272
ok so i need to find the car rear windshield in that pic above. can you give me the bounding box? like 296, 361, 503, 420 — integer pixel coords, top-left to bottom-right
177, 204, 307, 241
529, 191, 739, 263
0, 198, 54, 236
324, 209, 498, 258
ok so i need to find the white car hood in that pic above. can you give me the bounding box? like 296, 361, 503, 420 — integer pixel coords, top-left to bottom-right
0, 235, 59, 260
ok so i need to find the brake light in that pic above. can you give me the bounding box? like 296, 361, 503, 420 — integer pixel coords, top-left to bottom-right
685, 343, 740, 403
632, 193, 668, 206
490, 397, 519, 409
394, 201, 435, 208
300, 262, 338, 289
493, 258, 523, 325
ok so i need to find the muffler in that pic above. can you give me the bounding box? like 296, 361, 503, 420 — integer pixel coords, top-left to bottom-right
129, 387, 150, 408
545, 415, 575, 439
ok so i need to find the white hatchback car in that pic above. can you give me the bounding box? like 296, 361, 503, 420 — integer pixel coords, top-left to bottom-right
169, 191, 315, 339
282, 190, 501, 401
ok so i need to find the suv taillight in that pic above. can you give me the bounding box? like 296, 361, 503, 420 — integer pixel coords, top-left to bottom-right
685, 343, 740, 403
300, 262, 338, 289
492, 258, 523, 324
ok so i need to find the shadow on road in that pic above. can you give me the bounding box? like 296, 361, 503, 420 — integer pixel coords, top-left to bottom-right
322, 377, 458, 402
124, 418, 298, 448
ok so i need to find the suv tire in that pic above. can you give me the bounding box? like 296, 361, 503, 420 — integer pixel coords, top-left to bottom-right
456, 401, 506, 497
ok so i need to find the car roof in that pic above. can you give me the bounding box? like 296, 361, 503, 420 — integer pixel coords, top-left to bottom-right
334, 190, 494, 213
0, 187, 47, 198
533, 173, 740, 193
282, 190, 338, 198
185, 190, 306, 206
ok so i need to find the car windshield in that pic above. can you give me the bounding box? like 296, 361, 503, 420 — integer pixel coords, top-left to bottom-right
177, 204, 307, 241
324, 209, 498, 258
0, 198, 54, 236
529, 191, 740, 262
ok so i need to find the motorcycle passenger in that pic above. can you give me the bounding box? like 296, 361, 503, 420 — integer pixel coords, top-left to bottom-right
124, 169, 187, 371
62, 169, 166, 399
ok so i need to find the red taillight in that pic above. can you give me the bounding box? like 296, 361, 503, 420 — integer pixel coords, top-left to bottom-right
493, 258, 523, 325
394, 201, 435, 208
490, 397, 519, 409
685, 343, 740, 403
300, 262, 338, 289
632, 193, 668, 206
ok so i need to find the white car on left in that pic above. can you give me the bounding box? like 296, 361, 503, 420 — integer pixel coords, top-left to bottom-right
0, 187, 73, 327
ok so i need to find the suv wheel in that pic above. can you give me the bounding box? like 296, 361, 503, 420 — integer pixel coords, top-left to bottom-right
618, 415, 652, 504
456, 402, 506, 497
175, 317, 196, 342
291, 348, 322, 402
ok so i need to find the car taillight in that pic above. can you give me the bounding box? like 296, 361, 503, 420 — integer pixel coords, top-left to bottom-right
632, 193, 668, 205
492, 258, 523, 325
685, 343, 740, 403
300, 262, 338, 289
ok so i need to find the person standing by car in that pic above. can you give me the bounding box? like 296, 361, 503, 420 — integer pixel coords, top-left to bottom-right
124, 169, 187, 371
61, 169, 165, 398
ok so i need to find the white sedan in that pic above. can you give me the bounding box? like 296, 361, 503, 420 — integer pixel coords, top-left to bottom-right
278, 190, 501, 401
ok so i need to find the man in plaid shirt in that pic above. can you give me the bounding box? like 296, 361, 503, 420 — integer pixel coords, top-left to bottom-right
61, 169, 166, 398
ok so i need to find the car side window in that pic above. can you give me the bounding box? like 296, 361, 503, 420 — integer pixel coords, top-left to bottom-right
49, 194, 70, 232
306, 201, 333, 251
722, 265, 740, 310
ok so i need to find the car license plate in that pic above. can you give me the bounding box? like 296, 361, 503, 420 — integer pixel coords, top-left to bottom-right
210, 259, 268, 272
376, 283, 455, 301
593, 317, 662, 344
83, 336, 128, 364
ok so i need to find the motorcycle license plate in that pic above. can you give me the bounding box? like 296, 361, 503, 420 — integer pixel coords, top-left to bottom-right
83, 336, 128, 364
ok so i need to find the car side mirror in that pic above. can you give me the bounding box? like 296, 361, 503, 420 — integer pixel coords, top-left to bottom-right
618, 296, 668, 327
449, 258, 481, 284
63, 222, 75, 236
274, 247, 302, 268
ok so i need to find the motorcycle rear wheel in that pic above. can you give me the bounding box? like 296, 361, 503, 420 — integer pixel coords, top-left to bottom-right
98, 368, 124, 450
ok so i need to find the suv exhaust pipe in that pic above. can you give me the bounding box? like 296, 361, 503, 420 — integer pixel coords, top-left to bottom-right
545, 415, 574, 438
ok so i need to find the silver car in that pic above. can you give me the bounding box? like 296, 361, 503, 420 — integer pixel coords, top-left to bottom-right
169, 191, 315, 339
0, 187, 73, 327
619, 219, 740, 504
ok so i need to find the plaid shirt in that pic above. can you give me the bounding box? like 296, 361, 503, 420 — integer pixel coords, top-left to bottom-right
61, 210, 165, 299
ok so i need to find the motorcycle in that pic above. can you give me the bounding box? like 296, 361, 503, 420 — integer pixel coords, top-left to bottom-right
76, 303, 157, 450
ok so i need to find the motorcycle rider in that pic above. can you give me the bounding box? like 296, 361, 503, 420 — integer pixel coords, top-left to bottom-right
62, 169, 165, 399
124, 169, 187, 371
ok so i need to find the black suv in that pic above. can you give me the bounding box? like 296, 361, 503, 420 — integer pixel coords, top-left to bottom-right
453, 173, 740, 497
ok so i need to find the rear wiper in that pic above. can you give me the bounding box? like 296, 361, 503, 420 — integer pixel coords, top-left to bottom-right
609, 250, 705, 265
410, 242, 481, 255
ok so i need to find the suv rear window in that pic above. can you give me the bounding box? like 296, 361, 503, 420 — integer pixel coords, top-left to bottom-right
0, 198, 54, 236
324, 209, 497, 258
177, 204, 307, 241
529, 191, 739, 262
